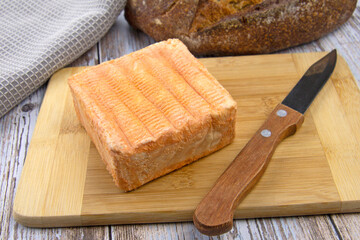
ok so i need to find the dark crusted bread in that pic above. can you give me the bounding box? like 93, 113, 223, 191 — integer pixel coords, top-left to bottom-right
125, 0, 357, 56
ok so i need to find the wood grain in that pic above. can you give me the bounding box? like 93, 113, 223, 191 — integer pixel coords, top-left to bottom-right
13, 67, 89, 226
98, 13, 155, 61
292, 54, 360, 211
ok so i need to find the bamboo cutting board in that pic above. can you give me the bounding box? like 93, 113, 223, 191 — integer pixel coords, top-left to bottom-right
13, 52, 360, 227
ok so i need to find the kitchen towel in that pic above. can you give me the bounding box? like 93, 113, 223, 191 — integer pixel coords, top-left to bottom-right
0, 0, 126, 118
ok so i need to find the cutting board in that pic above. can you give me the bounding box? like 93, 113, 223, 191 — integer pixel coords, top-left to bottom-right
13, 53, 360, 227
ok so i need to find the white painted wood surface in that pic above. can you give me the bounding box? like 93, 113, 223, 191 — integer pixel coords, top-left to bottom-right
1, 2, 360, 238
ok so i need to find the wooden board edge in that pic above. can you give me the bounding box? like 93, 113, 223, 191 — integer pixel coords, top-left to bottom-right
13, 201, 344, 228
12, 211, 83, 228
340, 200, 360, 213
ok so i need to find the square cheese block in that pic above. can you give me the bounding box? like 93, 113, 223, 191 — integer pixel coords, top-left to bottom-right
68, 39, 237, 191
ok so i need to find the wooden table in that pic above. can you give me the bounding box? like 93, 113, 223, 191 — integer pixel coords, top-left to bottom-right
1, 4, 360, 239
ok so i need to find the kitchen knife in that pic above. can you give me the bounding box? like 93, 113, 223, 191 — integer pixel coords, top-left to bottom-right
193, 50, 337, 236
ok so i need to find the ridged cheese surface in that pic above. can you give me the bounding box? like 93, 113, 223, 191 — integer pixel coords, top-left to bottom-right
68, 39, 237, 191
69, 39, 235, 154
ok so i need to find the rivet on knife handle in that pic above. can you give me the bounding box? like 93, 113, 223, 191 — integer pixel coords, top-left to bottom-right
193, 104, 304, 236
193, 50, 337, 236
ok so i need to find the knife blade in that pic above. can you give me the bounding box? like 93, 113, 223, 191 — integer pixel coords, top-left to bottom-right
193, 50, 337, 236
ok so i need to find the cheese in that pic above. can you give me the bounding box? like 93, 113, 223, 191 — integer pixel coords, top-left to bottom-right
68, 39, 237, 191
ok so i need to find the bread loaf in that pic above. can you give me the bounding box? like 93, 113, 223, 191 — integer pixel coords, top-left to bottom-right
125, 0, 357, 56
68, 39, 237, 191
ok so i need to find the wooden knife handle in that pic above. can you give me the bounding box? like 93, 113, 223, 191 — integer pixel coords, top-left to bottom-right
193, 104, 304, 236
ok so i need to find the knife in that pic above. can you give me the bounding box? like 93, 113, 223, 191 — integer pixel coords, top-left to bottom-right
193, 50, 337, 236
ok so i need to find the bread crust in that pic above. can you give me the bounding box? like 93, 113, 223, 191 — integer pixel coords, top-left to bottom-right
125, 0, 357, 55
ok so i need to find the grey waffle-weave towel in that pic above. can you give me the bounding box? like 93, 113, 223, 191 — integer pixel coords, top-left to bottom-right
0, 0, 126, 118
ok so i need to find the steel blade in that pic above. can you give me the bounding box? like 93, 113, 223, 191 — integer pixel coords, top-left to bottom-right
282, 50, 337, 114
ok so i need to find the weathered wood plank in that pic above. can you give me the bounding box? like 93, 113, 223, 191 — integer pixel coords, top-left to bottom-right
0, 46, 109, 239
331, 214, 360, 240
2, 1, 360, 238
111, 216, 340, 240
99, 12, 155, 62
